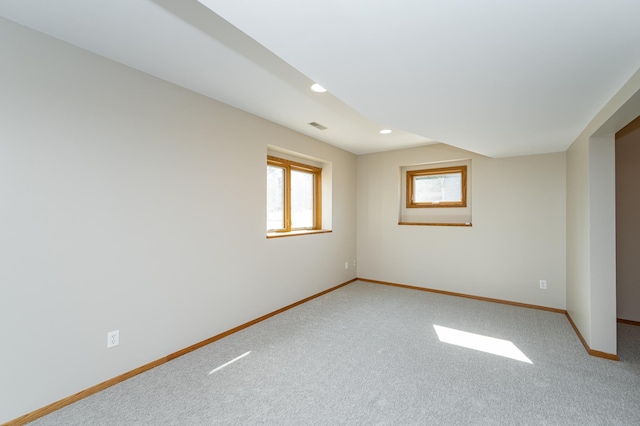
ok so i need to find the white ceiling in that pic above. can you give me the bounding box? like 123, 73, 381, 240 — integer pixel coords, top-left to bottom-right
2, 0, 640, 157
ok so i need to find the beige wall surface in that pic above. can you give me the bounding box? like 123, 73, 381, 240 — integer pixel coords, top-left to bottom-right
565, 137, 592, 346
616, 119, 640, 322
0, 19, 357, 423
357, 144, 567, 309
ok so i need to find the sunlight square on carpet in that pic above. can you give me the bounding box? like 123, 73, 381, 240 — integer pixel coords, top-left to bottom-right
208, 351, 252, 374
433, 325, 532, 364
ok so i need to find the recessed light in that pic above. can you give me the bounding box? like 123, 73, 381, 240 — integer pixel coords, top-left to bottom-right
310, 83, 327, 93
380, 129, 392, 134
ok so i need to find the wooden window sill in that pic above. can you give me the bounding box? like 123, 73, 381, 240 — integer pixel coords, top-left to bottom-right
267, 229, 332, 239
398, 222, 472, 227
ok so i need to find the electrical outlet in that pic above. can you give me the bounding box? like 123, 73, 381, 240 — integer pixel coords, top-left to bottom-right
345, 262, 349, 270
107, 330, 119, 348
539, 280, 547, 290
353, 259, 357, 267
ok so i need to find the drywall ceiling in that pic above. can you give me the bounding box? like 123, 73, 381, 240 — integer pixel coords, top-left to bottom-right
2, 0, 640, 157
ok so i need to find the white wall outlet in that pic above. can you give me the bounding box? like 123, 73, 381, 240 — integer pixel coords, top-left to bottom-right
107, 330, 119, 348
353, 259, 357, 267
345, 261, 349, 270
539, 280, 547, 290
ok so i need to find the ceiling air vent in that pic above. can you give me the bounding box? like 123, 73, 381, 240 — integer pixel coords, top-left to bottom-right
308, 121, 328, 130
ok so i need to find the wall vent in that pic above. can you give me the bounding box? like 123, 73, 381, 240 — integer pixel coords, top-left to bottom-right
308, 121, 328, 130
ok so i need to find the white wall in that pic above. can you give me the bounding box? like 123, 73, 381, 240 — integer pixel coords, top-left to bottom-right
566, 67, 640, 355
357, 143, 566, 309
566, 134, 619, 355
588, 135, 617, 352
0, 19, 357, 424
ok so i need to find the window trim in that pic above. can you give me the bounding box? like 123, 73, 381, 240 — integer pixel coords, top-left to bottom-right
267, 155, 322, 234
406, 165, 467, 209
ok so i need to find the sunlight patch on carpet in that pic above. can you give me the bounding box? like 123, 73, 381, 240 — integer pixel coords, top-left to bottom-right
208, 351, 251, 374
433, 325, 532, 364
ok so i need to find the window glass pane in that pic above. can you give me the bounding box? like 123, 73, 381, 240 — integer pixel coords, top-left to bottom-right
267, 165, 285, 230
291, 170, 314, 228
414, 173, 462, 203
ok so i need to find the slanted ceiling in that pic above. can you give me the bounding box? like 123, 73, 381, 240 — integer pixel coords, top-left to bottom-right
2, 0, 640, 157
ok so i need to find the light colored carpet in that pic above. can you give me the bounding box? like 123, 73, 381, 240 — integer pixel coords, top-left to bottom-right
30, 281, 640, 425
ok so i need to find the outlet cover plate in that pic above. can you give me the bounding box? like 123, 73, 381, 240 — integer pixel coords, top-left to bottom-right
107, 330, 119, 348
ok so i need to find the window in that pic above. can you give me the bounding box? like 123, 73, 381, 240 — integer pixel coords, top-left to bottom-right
267, 155, 322, 234
399, 160, 472, 226
406, 166, 467, 208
